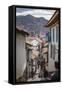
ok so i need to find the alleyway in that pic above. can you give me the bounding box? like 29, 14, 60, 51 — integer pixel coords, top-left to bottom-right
27, 67, 46, 81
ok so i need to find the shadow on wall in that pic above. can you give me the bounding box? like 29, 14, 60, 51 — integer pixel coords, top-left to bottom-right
16, 67, 27, 82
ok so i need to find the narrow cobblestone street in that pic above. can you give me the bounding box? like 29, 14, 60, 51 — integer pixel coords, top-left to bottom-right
27, 77, 47, 81
27, 67, 46, 81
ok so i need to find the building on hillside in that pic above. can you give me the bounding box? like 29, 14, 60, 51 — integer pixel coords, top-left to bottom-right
42, 42, 48, 64
16, 27, 29, 81
25, 42, 33, 79
45, 10, 60, 72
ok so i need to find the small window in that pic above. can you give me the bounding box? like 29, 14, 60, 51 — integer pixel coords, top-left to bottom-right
56, 25, 59, 42
50, 44, 52, 58
53, 45, 56, 60
53, 28, 55, 42
48, 30, 51, 42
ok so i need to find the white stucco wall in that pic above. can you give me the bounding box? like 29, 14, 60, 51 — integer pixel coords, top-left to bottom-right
48, 24, 59, 72
16, 33, 26, 80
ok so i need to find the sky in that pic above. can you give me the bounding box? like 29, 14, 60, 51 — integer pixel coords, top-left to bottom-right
16, 8, 56, 20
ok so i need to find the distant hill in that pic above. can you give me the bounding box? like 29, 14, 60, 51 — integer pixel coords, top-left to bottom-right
16, 14, 49, 36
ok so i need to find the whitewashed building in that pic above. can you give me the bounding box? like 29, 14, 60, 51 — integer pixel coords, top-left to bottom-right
16, 27, 29, 80
45, 10, 59, 72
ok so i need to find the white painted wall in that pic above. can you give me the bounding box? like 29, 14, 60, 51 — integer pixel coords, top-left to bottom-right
16, 33, 26, 79
48, 24, 59, 72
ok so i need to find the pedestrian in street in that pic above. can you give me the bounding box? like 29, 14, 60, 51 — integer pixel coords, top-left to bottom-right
37, 60, 40, 68
44, 67, 48, 78
31, 68, 34, 79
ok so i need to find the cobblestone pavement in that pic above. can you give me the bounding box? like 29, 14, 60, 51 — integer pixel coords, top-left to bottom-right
27, 68, 46, 81
27, 76, 46, 81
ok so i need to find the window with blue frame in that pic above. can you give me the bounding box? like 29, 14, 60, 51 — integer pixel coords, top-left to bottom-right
48, 30, 51, 42
56, 25, 59, 42
53, 28, 55, 42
